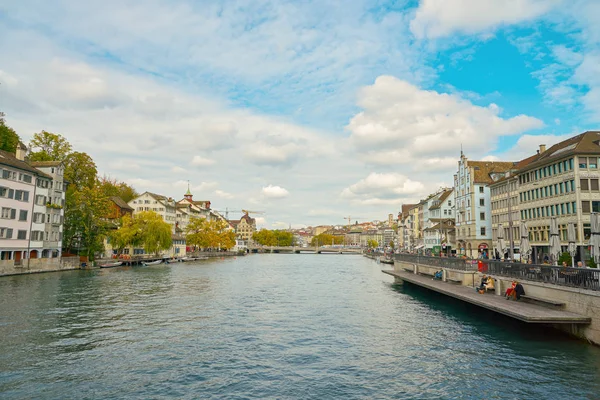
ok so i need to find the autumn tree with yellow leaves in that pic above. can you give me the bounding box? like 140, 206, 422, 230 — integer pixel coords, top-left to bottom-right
185, 217, 235, 250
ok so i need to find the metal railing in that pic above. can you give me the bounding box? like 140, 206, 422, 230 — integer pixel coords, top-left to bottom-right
482, 260, 600, 291
394, 253, 479, 272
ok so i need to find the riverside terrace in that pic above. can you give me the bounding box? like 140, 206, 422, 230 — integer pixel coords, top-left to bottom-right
385, 253, 600, 345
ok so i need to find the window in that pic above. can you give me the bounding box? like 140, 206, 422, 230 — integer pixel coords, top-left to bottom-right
0, 228, 13, 239
22, 174, 32, 183
33, 213, 44, 223
17, 230, 26, 240
591, 179, 599, 191
480, 227, 486, 236
19, 210, 27, 221
593, 201, 600, 213
582, 201, 591, 213
591, 158, 598, 169
1, 208, 16, 219
479, 186, 484, 193
448, 200, 452, 207
480, 212, 485, 220
581, 179, 589, 191
579, 157, 588, 168
479, 199, 484, 206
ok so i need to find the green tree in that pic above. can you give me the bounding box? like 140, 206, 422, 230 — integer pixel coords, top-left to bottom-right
98, 175, 138, 203
28, 131, 72, 162
109, 214, 142, 254
64, 151, 97, 191
367, 239, 378, 249
63, 185, 112, 260
311, 233, 344, 246
0, 113, 21, 153
186, 217, 235, 250
252, 229, 294, 246
134, 211, 173, 254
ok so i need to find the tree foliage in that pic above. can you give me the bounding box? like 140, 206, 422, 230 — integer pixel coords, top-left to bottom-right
0, 113, 21, 153
186, 217, 236, 250
310, 233, 344, 246
98, 175, 138, 203
367, 239, 379, 249
28, 131, 73, 162
63, 185, 112, 260
64, 151, 97, 191
252, 229, 295, 246
111, 211, 172, 254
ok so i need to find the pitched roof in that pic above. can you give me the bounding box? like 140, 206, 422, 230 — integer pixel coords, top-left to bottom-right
468, 161, 517, 184
401, 204, 416, 214
0, 150, 52, 178
29, 161, 62, 167
110, 196, 134, 210
518, 131, 600, 172
429, 189, 454, 210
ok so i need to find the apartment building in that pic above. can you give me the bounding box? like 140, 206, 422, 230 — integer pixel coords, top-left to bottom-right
0, 146, 65, 264
454, 152, 516, 257
514, 132, 600, 263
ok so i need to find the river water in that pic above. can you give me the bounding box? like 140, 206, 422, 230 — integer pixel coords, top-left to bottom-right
1, 254, 600, 399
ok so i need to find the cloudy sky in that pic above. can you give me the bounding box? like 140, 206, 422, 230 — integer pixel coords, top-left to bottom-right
1, 0, 599, 228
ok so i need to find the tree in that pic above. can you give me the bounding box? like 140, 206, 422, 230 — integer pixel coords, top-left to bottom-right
252, 229, 295, 246
367, 239, 378, 249
28, 131, 72, 162
64, 151, 97, 191
311, 233, 344, 246
186, 217, 235, 250
0, 113, 21, 153
63, 185, 112, 260
98, 175, 138, 203
134, 211, 173, 254
109, 214, 142, 254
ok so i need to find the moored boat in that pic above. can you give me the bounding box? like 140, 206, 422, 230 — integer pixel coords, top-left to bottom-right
99, 261, 123, 268
142, 260, 163, 266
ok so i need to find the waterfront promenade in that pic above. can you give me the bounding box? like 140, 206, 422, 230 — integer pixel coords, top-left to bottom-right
386, 253, 600, 345
382, 269, 590, 324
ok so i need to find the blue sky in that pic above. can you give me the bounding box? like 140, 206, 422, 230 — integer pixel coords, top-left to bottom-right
0, 0, 599, 227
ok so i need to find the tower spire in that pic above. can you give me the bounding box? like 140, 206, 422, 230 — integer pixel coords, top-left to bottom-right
184, 180, 193, 201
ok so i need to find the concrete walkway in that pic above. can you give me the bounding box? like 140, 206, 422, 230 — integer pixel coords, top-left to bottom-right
383, 269, 591, 324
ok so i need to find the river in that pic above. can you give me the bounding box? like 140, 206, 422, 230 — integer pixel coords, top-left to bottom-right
1, 254, 600, 399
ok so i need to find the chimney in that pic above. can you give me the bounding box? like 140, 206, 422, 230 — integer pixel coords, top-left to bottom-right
539, 144, 546, 153
15, 142, 27, 161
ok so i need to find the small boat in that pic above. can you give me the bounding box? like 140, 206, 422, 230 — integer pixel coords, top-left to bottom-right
99, 261, 123, 268
165, 259, 180, 264
380, 258, 394, 265
142, 260, 163, 266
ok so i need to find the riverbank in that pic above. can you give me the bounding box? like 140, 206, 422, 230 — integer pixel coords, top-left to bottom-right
0, 256, 80, 277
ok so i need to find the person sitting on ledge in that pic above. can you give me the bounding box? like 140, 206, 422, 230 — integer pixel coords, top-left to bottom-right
505, 281, 517, 299
476, 275, 489, 293
507, 281, 525, 301
433, 270, 443, 280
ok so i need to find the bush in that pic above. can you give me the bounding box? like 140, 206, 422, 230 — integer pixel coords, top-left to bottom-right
557, 252, 572, 266
588, 258, 597, 268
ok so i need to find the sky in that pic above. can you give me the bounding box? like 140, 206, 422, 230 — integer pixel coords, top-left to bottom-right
1, 0, 599, 229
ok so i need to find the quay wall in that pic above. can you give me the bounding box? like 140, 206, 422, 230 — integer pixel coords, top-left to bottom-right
492, 276, 600, 345
392, 259, 600, 345
0, 257, 80, 277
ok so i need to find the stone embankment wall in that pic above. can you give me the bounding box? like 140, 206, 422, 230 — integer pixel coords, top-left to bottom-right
393, 259, 600, 346
493, 276, 600, 345
0, 257, 80, 277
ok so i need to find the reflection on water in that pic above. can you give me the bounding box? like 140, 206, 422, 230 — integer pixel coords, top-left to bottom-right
1, 255, 600, 399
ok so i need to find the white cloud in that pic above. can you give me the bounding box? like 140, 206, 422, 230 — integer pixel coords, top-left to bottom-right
214, 190, 234, 199
347, 76, 544, 166
190, 155, 216, 167
410, 0, 561, 39
171, 166, 187, 174
262, 185, 290, 199
341, 172, 426, 205
496, 133, 573, 161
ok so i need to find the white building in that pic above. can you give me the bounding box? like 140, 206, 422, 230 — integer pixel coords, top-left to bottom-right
0, 146, 65, 265
454, 152, 516, 258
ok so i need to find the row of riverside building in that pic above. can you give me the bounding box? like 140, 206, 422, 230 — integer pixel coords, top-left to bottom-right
0, 144, 257, 268
397, 131, 600, 263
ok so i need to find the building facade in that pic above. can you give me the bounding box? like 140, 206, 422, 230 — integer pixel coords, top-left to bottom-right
513, 133, 600, 263
454, 153, 515, 258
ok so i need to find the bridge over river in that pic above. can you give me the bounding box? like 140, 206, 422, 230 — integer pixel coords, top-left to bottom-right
249, 246, 363, 254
